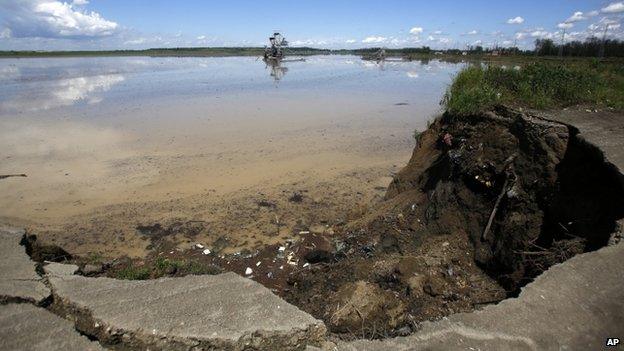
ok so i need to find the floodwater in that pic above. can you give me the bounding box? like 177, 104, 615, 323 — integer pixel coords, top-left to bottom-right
0, 55, 464, 256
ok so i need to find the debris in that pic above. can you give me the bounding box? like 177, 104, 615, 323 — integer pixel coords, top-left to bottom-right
304, 249, 332, 264
256, 261, 261, 267
245, 267, 253, 275
482, 155, 517, 241
299, 231, 310, 235
195, 244, 204, 249
303, 263, 310, 268
442, 132, 453, 147
278, 246, 286, 252
81, 264, 103, 276
202, 249, 211, 255
289, 193, 304, 203
0, 173, 27, 180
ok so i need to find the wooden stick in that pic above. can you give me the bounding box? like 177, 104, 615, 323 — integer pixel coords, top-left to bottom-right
482, 176, 509, 241
0, 174, 27, 180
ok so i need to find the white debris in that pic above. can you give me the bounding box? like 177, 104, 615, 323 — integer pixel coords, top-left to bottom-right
245, 267, 253, 275
299, 230, 310, 235
202, 249, 211, 255
303, 263, 310, 268
195, 244, 204, 249
442, 242, 450, 247
256, 261, 261, 267
279, 265, 284, 270
278, 246, 286, 252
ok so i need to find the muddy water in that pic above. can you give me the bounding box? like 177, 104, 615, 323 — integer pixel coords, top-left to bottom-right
0, 55, 463, 257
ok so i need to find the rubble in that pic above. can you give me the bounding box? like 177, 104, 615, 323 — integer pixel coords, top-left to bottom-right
48, 272, 326, 350
0, 227, 50, 304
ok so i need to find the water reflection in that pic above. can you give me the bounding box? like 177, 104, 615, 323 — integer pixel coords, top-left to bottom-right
264, 60, 288, 84
1, 73, 124, 112
0, 55, 467, 115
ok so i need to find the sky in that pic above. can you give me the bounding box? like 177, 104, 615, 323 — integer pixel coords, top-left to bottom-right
0, 0, 623, 51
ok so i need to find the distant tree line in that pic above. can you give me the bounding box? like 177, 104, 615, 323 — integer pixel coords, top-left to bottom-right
534, 37, 624, 57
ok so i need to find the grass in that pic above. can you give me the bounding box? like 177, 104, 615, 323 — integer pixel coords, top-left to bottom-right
442, 61, 624, 115
114, 258, 222, 280
116, 266, 151, 280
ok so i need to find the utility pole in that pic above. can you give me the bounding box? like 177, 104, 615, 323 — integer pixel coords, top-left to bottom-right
599, 23, 611, 58
558, 28, 566, 57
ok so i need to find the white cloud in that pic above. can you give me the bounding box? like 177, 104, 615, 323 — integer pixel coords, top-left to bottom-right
507, 16, 524, 24
438, 37, 451, 44
72, 0, 89, 5
409, 27, 423, 34
602, 2, 624, 13
433, 30, 443, 35
406, 71, 419, 78
345, 39, 356, 44
0, 28, 11, 39
558, 22, 574, 29
465, 30, 478, 35
472, 40, 482, 45
0, 0, 118, 38
530, 30, 553, 38
427, 35, 435, 41
124, 38, 146, 45
515, 32, 527, 40
197, 35, 206, 40
566, 11, 586, 22
502, 40, 513, 45
362, 36, 387, 43
587, 10, 599, 17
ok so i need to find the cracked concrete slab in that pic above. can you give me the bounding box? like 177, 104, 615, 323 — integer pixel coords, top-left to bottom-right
316, 243, 624, 351
0, 226, 50, 304
49, 272, 326, 350
44, 262, 79, 277
0, 303, 104, 351
543, 109, 624, 171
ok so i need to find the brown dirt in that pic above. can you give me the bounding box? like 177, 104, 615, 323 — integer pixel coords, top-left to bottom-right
17, 105, 624, 342
280, 106, 624, 339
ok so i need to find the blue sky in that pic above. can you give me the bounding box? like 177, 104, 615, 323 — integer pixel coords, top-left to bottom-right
1, 0, 623, 50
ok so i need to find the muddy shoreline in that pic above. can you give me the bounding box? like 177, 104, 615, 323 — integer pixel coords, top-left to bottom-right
19, 106, 624, 343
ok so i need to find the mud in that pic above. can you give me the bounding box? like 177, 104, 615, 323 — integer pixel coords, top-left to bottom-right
15, 106, 624, 343
282, 107, 624, 338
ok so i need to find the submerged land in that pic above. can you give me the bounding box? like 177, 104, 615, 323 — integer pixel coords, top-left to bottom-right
1, 49, 624, 350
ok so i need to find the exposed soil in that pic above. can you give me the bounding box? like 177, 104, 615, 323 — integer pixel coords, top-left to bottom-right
18, 106, 624, 343
280, 106, 624, 339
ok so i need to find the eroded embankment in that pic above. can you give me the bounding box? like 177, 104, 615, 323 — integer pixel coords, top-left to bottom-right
11, 107, 624, 348
285, 107, 624, 339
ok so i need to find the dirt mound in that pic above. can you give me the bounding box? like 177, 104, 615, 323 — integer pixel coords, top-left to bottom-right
285, 107, 624, 338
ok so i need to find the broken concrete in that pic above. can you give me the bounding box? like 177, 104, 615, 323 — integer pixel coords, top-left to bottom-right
309, 227, 624, 351
0, 226, 50, 304
49, 272, 326, 350
44, 262, 79, 277
0, 303, 104, 351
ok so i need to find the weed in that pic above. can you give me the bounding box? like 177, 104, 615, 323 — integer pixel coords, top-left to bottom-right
443, 62, 624, 115
116, 266, 150, 280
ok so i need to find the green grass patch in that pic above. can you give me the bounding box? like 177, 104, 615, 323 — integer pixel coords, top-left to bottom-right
115, 266, 150, 280
442, 61, 624, 115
